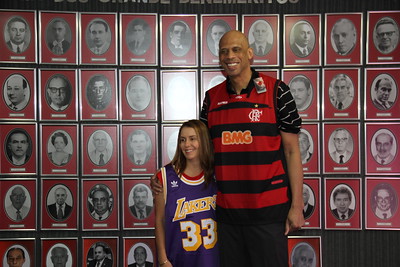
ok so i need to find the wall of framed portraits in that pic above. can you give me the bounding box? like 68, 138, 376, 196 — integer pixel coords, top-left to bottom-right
0, 0, 399, 266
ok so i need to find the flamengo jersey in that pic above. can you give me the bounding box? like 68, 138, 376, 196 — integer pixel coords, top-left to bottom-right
160, 164, 219, 267
206, 74, 291, 225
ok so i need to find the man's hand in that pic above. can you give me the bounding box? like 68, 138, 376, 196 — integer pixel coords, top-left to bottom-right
150, 173, 163, 195
285, 206, 305, 235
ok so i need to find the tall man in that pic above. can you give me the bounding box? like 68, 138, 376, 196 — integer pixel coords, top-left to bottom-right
6, 16, 29, 53
200, 30, 304, 266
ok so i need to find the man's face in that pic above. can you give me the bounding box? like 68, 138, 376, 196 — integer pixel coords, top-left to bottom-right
10, 187, 26, 210
375, 79, 392, 102
55, 188, 67, 206
134, 190, 148, 210
51, 248, 68, 267
48, 77, 67, 107
9, 21, 26, 45
170, 25, 185, 45
211, 24, 226, 44
90, 23, 107, 47
252, 22, 269, 43
93, 191, 109, 216
134, 247, 146, 265
132, 24, 145, 41
376, 189, 391, 212
52, 21, 66, 42
92, 81, 107, 102
130, 134, 147, 154
334, 192, 351, 214
93, 132, 108, 153
332, 21, 356, 54
129, 79, 150, 108
94, 246, 106, 261
333, 130, 348, 153
333, 79, 350, 102
7, 249, 25, 267
294, 23, 311, 47
376, 23, 397, 50
302, 186, 310, 205
296, 248, 314, 267
8, 133, 29, 159
290, 80, 310, 109
299, 133, 310, 155
7, 77, 25, 106
376, 134, 393, 159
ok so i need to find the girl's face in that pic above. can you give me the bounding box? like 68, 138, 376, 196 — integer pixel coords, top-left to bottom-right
179, 126, 200, 161
54, 136, 66, 151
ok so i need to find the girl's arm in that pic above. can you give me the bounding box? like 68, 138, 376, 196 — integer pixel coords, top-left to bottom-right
154, 185, 172, 266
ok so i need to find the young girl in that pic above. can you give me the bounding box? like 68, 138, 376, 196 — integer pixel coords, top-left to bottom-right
154, 120, 219, 267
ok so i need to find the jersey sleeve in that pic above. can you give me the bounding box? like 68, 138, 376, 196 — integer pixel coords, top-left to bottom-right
276, 81, 302, 134
156, 170, 163, 186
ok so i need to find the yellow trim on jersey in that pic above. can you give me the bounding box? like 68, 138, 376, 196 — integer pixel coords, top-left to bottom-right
180, 174, 205, 186
161, 167, 168, 205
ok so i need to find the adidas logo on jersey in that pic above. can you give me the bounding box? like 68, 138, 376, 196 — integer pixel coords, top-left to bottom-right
171, 180, 178, 187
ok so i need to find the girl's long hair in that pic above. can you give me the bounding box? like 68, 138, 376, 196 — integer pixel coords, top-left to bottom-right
171, 120, 214, 185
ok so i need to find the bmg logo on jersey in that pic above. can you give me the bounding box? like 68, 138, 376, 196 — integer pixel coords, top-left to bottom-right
222, 130, 253, 145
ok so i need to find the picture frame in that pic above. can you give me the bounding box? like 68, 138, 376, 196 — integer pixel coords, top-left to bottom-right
288, 236, 322, 267
161, 14, 198, 67
123, 237, 156, 267
39, 11, 78, 64
242, 14, 279, 66
123, 179, 155, 229
325, 13, 363, 66
0, 68, 36, 121
0, 9, 37, 63
0, 178, 36, 231
323, 122, 360, 174
161, 124, 182, 166
367, 11, 400, 64
79, 12, 117, 65
81, 124, 119, 176
299, 123, 320, 174
161, 70, 198, 122
120, 13, 158, 66
284, 14, 321, 67
119, 69, 157, 121
365, 177, 400, 230
39, 69, 78, 121
40, 124, 78, 176
80, 69, 118, 121
365, 68, 400, 120
200, 69, 226, 103
322, 68, 360, 120
201, 14, 238, 66
365, 123, 400, 175
82, 237, 118, 267
41, 238, 77, 267
0, 123, 37, 175
82, 179, 119, 231
256, 69, 279, 79
324, 178, 362, 230
121, 124, 158, 176
41, 178, 78, 230
0, 238, 35, 266
302, 177, 321, 229
281, 68, 319, 121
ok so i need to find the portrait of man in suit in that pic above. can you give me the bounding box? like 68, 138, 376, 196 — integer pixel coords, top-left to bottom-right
298, 130, 313, 164
372, 183, 398, 220
207, 20, 230, 56
5, 128, 32, 166
329, 74, 354, 110
373, 17, 399, 54
303, 184, 315, 220
4, 74, 30, 111
126, 75, 152, 112
373, 130, 396, 165
87, 19, 111, 55
129, 184, 153, 220
290, 20, 315, 57
5, 16, 30, 54
47, 18, 71, 55
87, 242, 113, 267
331, 185, 354, 221
127, 129, 152, 166
329, 128, 353, 164
88, 184, 113, 221
47, 186, 73, 221
88, 130, 113, 166
372, 75, 396, 110
127, 19, 151, 56
5, 185, 30, 222
249, 19, 273, 56
289, 75, 313, 112
128, 245, 153, 267
86, 74, 112, 111
45, 74, 72, 111
167, 20, 191, 57
331, 18, 357, 56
